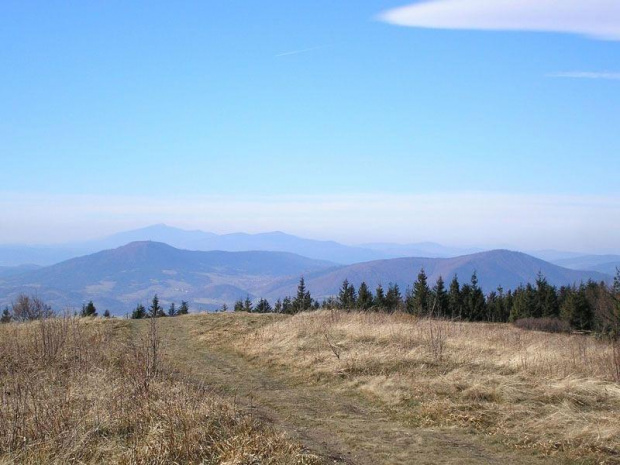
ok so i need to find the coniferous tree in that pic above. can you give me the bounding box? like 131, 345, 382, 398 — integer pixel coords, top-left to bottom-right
460, 283, 472, 319
356, 282, 374, 310
409, 268, 431, 316
273, 299, 283, 313
1, 307, 11, 324
243, 295, 253, 313
374, 284, 386, 310
220, 303, 228, 313
432, 276, 449, 317
149, 295, 165, 318
282, 296, 293, 314
168, 302, 177, 317
81, 300, 97, 317
448, 276, 462, 319
178, 300, 189, 315
510, 284, 536, 321
234, 299, 244, 312
338, 279, 356, 310
490, 286, 510, 322
292, 277, 312, 313
534, 273, 559, 318
103, 309, 111, 318
385, 283, 402, 312
561, 284, 594, 331
255, 298, 272, 313
467, 272, 486, 321
132, 303, 146, 319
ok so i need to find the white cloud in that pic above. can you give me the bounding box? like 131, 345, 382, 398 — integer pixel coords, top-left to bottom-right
547, 71, 620, 80
0, 191, 619, 253
379, 0, 620, 41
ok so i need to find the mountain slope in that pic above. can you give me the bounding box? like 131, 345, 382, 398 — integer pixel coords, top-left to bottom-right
266, 250, 611, 300
552, 255, 620, 276
80, 224, 387, 265
0, 242, 337, 313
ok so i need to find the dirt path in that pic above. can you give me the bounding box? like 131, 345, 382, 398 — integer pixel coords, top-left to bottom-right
154, 315, 560, 465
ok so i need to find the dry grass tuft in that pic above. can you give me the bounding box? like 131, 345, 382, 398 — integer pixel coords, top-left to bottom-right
235, 310, 620, 462
0, 316, 320, 464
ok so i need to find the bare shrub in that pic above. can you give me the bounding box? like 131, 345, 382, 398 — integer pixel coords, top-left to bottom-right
514, 317, 572, 333
11, 294, 54, 322
425, 318, 446, 361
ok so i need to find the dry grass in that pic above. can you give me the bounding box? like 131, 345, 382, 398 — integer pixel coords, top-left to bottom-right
235, 310, 620, 462
0, 316, 321, 464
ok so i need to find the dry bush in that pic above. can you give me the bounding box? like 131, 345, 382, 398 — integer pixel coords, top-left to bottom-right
235, 310, 620, 462
0, 316, 319, 464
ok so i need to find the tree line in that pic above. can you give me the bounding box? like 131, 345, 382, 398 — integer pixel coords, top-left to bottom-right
3, 271, 619, 337
235, 270, 620, 336
0, 294, 190, 322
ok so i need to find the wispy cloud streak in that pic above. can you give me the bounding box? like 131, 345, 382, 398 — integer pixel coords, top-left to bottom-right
275, 45, 330, 57
547, 72, 620, 80
379, 0, 620, 41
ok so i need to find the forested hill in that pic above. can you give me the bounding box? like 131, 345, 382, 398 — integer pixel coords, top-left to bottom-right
266, 249, 610, 300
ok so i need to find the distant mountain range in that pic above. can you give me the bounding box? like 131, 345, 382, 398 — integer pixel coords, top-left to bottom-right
550, 255, 620, 276
0, 242, 610, 315
2, 224, 618, 271
0, 224, 493, 267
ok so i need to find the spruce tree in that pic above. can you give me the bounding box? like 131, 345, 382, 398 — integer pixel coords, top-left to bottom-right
561, 285, 594, 331
338, 279, 356, 310
255, 298, 272, 314
356, 282, 374, 310
468, 272, 486, 321
81, 300, 97, 317
385, 283, 402, 312
1, 307, 11, 324
168, 303, 177, 317
103, 309, 111, 318
132, 303, 146, 319
149, 295, 164, 318
448, 275, 462, 319
234, 299, 244, 312
510, 284, 536, 321
243, 295, 253, 313
178, 301, 189, 315
282, 296, 293, 314
293, 277, 312, 313
432, 275, 449, 317
374, 284, 386, 310
410, 268, 431, 316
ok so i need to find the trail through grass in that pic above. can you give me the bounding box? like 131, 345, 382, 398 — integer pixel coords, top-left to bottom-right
159, 313, 570, 465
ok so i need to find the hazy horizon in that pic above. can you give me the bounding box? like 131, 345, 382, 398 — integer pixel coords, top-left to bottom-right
1, 216, 618, 256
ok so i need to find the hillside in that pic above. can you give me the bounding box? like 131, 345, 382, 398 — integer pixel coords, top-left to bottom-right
0, 241, 336, 313
1, 245, 610, 314
552, 254, 620, 276
80, 224, 387, 265
266, 249, 610, 299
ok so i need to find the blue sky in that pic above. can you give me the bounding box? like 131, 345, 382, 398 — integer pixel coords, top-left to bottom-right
1, 1, 619, 251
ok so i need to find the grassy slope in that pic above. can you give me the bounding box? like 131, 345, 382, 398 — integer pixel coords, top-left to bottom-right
3, 312, 618, 464
221, 311, 620, 463
165, 313, 572, 464
0, 317, 319, 464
